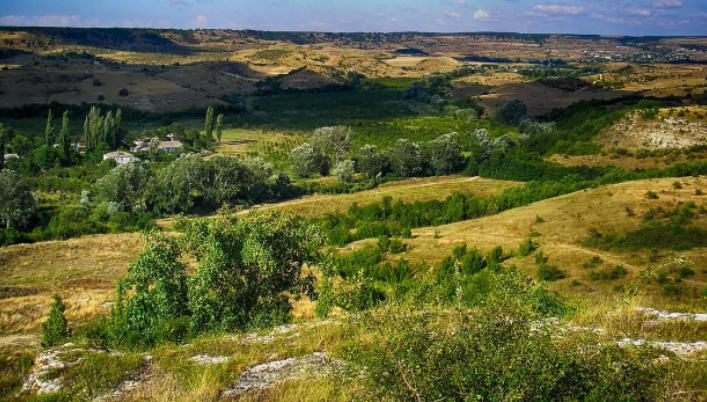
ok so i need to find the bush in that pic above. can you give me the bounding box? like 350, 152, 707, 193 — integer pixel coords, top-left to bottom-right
646, 190, 659, 199
41, 295, 70, 347
333, 159, 355, 183
342, 302, 666, 401
118, 88, 129, 96
590, 265, 628, 281
517, 237, 537, 257
537, 263, 566, 282
103, 211, 323, 346
291, 142, 329, 178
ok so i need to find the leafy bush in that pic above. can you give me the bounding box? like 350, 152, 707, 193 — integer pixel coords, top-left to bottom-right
101, 211, 323, 347
517, 237, 538, 257
41, 295, 70, 347
590, 265, 628, 281
537, 263, 566, 282
341, 303, 667, 401
333, 159, 355, 183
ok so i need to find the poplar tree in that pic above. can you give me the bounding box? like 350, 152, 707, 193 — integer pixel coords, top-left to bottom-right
44, 109, 55, 147
59, 111, 71, 162
0, 123, 6, 169
114, 108, 123, 149
103, 110, 114, 147
215, 113, 224, 144
83, 114, 90, 151
204, 106, 214, 148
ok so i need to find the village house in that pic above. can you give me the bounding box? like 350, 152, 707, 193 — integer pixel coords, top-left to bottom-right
103, 151, 139, 165
130, 137, 183, 153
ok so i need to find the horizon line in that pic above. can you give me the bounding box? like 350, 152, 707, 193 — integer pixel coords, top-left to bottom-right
1, 26, 706, 38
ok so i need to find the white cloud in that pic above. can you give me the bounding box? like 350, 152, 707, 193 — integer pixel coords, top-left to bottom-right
193, 14, 208, 27
532, 4, 586, 16
0, 14, 95, 27
473, 9, 491, 20
625, 7, 651, 17
444, 11, 463, 19
653, 0, 683, 8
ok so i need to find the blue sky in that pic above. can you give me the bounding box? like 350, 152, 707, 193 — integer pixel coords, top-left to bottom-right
0, 0, 705, 35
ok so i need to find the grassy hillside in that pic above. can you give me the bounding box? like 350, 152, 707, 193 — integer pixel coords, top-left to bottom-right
364, 176, 706, 308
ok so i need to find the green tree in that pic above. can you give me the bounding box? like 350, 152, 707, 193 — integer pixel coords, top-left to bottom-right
290, 142, 328, 178
0, 123, 6, 169
426, 132, 462, 175
58, 111, 71, 162
312, 126, 351, 165
498, 99, 529, 126
181, 211, 323, 331
44, 109, 55, 147
41, 295, 70, 347
147, 154, 213, 214
215, 113, 224, 144
96, 161, 154, 211
0, 169, 36, 229
333, 159, 355, 183
357, 144, 388, 179
115, 232, 188, 337
388, 139, 423, 177
204, 106, 214, 148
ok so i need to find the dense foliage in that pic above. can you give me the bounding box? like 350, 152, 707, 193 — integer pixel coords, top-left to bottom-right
91, 211, 323, 347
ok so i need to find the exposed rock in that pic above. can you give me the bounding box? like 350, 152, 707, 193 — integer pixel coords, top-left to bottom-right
92, 355, 153, 402
233, 320, 339, 345
189, 354, 231, 365
617, 338, 707, 356
221, 352, 340, 397
636, 307, 707, 322
21, 348, 67, 394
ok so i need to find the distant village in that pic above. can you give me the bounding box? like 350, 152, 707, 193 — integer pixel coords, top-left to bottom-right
4, 135, 184, 167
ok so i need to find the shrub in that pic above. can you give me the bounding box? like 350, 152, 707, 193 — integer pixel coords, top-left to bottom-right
181, 211, 323, 332
517, 237, 537, 257
291, 142, 329, 178
646, 190, 659, 199
118, 88, 129, 96
113, 232, 188, 342
590, 265, 628, 281
342, 303, 666, 401
357, 144, 388, 178
333, 159, 355, 183
41, 295, 70, 347
537, 263, 566, 281
333, 272, 385, 312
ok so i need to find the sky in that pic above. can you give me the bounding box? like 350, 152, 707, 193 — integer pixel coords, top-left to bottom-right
0, 0, 705, 36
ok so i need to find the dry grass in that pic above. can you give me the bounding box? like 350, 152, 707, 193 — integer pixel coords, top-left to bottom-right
215, 128, 306, 158
249, 176, 521, 218
547, 152, 706, 170
359, 177, 707, 307
478, 80, 624, 116
0, 233, 142, 335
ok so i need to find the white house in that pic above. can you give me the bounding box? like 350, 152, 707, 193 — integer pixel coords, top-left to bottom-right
3, 153, 19, 165
130, 138, 183, 153
103, 151, 139, 165
157, 139, 183, 153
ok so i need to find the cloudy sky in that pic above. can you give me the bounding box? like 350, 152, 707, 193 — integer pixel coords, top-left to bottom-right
0, 0, 705, 35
